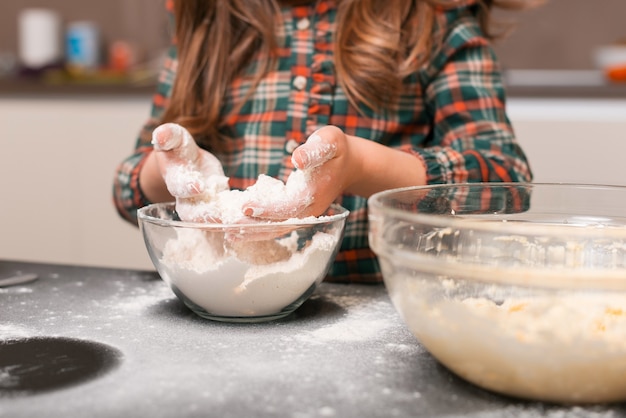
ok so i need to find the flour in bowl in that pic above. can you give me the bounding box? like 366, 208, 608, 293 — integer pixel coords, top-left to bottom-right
171, 170, 313, 224
159, 227, 339, 317
154, 173, 340, 318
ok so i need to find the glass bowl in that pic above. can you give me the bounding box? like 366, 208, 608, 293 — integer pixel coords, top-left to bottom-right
138, 202, 349, 323
368, 183, 626, 404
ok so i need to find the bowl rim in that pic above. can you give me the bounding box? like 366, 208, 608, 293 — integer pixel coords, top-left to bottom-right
368, 182, 626, 289
368, 182, 626, 239
137, 202, 350, 229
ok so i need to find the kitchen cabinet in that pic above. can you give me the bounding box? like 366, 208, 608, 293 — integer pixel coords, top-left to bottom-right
0, 95, 154, 271
509, 98, 626, 185
2, 95, 625, 271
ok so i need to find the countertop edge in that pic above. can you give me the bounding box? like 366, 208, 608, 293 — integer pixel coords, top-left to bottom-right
0, 78, 156, 98
3, 69, 626, 99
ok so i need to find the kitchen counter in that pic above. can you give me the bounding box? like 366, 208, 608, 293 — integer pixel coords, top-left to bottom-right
0, 77, 155, 98
1, 260, 625, 418
503, 69, 626, 99
2, 69, 626, 100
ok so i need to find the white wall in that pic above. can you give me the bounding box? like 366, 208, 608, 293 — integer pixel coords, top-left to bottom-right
0, 96, 154, 270
1, 96, 625, 270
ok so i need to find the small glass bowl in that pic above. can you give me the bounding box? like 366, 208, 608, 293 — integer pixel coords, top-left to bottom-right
138, 202, 349, 323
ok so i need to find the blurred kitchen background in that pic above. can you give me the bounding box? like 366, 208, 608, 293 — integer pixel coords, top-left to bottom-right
0, 0, 169, 87
1, 0, 626, 271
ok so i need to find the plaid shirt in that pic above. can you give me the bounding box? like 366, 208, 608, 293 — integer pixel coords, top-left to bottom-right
113, 0, 533, 283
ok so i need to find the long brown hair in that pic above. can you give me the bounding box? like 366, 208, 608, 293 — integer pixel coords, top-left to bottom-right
161, 0, 536, 147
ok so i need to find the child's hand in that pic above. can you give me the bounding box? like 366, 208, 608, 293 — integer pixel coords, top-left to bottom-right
152, 123, 229, 221
244, 126, 355, 220
152, 123, 227, 198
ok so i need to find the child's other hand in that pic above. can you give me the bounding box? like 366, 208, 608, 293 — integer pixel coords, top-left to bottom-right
244, 125, 356, 220
151, 123, 227, 200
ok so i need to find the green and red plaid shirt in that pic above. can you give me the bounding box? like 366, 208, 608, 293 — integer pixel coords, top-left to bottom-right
113, 0, 532, 283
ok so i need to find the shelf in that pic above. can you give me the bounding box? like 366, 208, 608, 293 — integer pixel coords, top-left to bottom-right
3, 69, 626, 99
503, 69, 626, 99
0, 76, 155, 98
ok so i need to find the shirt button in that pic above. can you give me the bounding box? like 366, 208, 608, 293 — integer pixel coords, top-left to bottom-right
296, 17, 310, 30
285, 139, 300, 154
293, 75, 307, 91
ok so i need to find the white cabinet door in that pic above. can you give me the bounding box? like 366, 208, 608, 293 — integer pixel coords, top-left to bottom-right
509, 98, 626, 186
0, 96, 154, 270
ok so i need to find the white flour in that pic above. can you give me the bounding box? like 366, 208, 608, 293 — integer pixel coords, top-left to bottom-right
289, 296, 396, 344
0, 324, 34, 339
392, 277, 626, 403
160, 229, 338, 317
171, 170, 313, 224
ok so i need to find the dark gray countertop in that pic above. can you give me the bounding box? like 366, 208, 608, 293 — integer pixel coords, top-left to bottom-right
1, 260, 625, 418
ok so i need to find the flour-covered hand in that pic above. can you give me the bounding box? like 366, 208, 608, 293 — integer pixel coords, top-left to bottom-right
152, 123, 229, 221
152, 123, 227, 197
241, 171, 312, 220
244, 126, 354, 220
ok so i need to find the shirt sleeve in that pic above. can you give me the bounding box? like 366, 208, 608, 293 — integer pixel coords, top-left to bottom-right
411, 4, 533, 185
112, 30, 177, 225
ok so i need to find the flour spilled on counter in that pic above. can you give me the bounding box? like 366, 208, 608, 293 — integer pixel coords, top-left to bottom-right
396, 278, 626, 403
292, 298, 396, 344
114, 287, 175, 314
465, 405, 621, 418
98, 279, 175, 316
0, 324, 35, 339
0, 287, 33, 294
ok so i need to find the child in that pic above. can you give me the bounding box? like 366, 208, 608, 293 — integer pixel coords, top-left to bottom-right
113, 0, 536, 283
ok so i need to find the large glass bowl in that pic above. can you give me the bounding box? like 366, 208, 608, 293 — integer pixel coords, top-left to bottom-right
138, 202, 349, 323
368, 183, 626, 403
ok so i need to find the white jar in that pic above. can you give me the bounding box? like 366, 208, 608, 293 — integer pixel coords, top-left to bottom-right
18, 8, 63, 70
